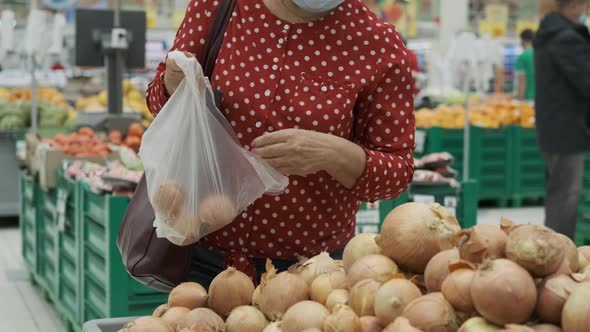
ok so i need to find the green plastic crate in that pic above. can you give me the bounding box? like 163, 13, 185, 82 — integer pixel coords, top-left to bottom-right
510, 126, 545, 205
20, 172, 38, 274
37, 187, 59, 301
55, 171, 82, 330
575, 222, 590, 246
79, 183, 167, 322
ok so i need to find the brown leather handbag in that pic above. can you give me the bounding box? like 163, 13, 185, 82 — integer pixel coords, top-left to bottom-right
117, 0, 237, 292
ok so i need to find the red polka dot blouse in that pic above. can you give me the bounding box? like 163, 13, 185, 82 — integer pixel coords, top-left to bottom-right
146, 0, 415, 275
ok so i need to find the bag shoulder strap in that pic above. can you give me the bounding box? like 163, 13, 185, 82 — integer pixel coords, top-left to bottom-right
203, 0, 237, 78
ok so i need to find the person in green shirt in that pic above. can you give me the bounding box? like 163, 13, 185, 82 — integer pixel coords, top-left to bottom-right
516, 29, 536, 101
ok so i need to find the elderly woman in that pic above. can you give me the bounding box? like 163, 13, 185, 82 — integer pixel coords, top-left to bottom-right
146, 0, 415, 287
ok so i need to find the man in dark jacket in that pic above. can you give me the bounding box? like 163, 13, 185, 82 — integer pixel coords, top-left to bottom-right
535, 0, 590, 239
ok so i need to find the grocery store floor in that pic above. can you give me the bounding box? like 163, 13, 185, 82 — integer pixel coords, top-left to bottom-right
0, 206, 545, 331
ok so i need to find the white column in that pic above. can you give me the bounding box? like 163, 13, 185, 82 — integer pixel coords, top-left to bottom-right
439, 0, 469, 51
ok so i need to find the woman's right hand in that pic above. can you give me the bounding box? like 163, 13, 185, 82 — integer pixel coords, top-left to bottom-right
164, 51, 194, 96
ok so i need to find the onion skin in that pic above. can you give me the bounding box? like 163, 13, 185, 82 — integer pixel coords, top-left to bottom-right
359, 316, 383, 332
289, 252, 341, 285
561, 282, 590, 332
225, 306, 268, 332
471, 259, 537, 325
383, 317, 423, 332
281, 301, 330, 332
325, 289, 350, 312
402, 292, 459, 332
554, 234, 579, 275
177, 308, 226, 331
535, 274, 578, 324
160, 307, 190, 330
424, 248, 460, 292
121, 317, 174, 332
168, 282, 208, 310
262, 322, 282, 332
458, 317, 500, 332
349, 279, 381, 317
459, 225, 508, 264
207, 267, 255, 317
347, 254, 399, 289
377, 203, 461, 274
441, 268, 476, 313
310, 270, 347, 304
257, 260, 309, 320
505, 225, 564, 277
343, 233, 383, 272
153, 304, 171, 317
374, 278, 422, 326
578, 246, 590, 271
531, 324, 562, 332
324, 304, 362, 332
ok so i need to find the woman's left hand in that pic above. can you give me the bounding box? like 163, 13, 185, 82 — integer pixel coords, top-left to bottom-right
252, 129, 366, 189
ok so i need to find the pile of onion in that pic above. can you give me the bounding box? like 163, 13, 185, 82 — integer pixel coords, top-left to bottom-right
325, 289, 349, 311
458, 224, 507, 264
359, 316, 382, 332
262, 322, 282, 332
383, 317, 422, 332
555, 234, 579, 274
177, 308, 225, 331
289, 252, 341, 285
530, 324, 563, 332
346, 254, 399, 289
323, 304, 361, 332
374, 276, 422, 326
505, 225, 565, 277
310, 270, 347, 304
255, 260, 309, 320
225, 306, 268, 332
561, 282, 590, 332
535, 274, 578, 324
168, 282, 208, 309
457, 317, 500, 331
376, 203, 461, 273
281, 301, 329, 332
578, 246, 590, 271
441, 261, 476, 314
349, 279, 382, 316
121, 316, 173, 332
424, 248, 459, 292
155, 306, 190, 330
208, 267, 255, 317
401, 292, 459, 332
470, 259, 537, 325
343, 233, 383, 271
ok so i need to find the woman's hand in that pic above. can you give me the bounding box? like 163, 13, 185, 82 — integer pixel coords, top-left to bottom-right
252, 129, 366, 189
164, 51, 194, 96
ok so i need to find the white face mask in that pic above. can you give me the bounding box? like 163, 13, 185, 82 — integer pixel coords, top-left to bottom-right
292, 0, 345, 14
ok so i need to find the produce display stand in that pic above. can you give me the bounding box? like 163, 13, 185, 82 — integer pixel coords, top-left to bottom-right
576, 153, 590, 246
510, 126, 545, 206
356, 180, 478, 234
0, 130, 26, 217
20, 172, 38, 275
37, 186, 59, 302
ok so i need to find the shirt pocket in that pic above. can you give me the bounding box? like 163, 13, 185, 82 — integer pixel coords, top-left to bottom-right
287, 73, 358, 138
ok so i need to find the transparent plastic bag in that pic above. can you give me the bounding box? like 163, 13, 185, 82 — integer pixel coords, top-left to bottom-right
140, 51, 288, 246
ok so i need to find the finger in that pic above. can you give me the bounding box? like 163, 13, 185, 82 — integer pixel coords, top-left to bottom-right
254, 143, 290, 159
252, 130, 292, 148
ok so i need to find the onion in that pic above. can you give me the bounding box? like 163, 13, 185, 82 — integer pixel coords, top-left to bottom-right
326, 289, 350, 312
383, 317, 422, 332
177, 308, 225, 331
554, 234, 579, 275
535, 274, 578, 324
459, 225, 507, 264
324, 304, 362, 332
349, 279, 381, 316
471, 259, 537, 325
301, 329, 323, 332
500, 217, 514, 235
160, 307, 190, 330
197, 194, 236, 233
402, 292, 459, 332
252, 285, 261, 306
153, 303, 171, 317
208, 267, 255, 317
281, 301, 329, 332
377, 203, 461, 273
424, 248, 460, 292
168, 282, 208, 310
530, 324, 562, 332
225, 306, 268, 332
154, 182, 186, 217
256, 259, 309, 320
347, 254, 399, 289
458, 317, 500, 332
503, 325, 536, 332
289, 252, 341, 285
572, 266, 590, 282
578, 246, 590, 271
343, 233, 383, 272
441, 261, 476, 313
374, 277, 422, 326
359, 316, 383, 332
121, 316, 174, 332
561, 282, 590, 332
262, 322, 282, 332
310, 270, 347, 304
505, 225, 564, 277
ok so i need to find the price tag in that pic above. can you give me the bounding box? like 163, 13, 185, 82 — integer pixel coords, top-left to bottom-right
413, 194, 435, 204
415, 129, 426, 154
56, 189, 68, 232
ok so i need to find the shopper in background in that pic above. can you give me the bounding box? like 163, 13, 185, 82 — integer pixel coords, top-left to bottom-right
146, 0, 415, 286
515, 29, 535, 101
534, 0, 590, 239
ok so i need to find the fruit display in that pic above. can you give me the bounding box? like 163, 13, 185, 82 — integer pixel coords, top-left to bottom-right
416, 96, 535, 129
76, 79, 154, 127
118, 202, 590, 332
